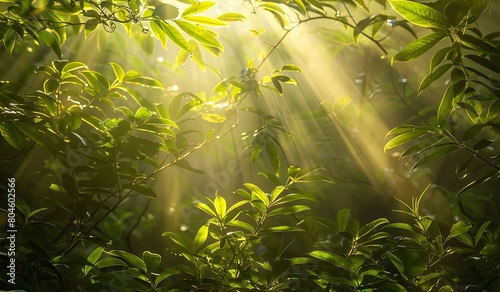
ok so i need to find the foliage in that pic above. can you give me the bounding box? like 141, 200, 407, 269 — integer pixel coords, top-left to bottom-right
1, 0, 499, 291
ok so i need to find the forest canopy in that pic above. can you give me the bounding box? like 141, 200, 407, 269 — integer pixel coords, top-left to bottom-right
1, 0, 500, 291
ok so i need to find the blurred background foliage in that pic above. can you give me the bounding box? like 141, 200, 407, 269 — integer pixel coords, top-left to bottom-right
1, 0, 499, 290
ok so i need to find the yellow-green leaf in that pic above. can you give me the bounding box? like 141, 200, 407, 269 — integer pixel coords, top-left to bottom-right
388, 0, 449, 29
173, 20, 223, 50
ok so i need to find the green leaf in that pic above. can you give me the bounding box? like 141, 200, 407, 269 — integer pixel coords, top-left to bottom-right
135, 107, 152, 120
446, 221, 472, 242
213, 195, 226, 218
116, 106, 135, 121
260, 226, 304, 233
196, 202, 217, 217
384, 224, 413, 233
52, 255, 93, 266
123, 183, 157, 198
153, 3, 179, 19
430, 46, 453, 72
150, 18, 167, 48
202, 113, 225, 123
173, 20, 223, 50
333, 95, 352, 113
183, 15, 227, 26
461, 124, 486, 141
84, 19, 99, 37
175, 160, 205, 174
227, 220, 254, 232
152, 19, 190, 51
475, 221, 491, 247
458, 170, 499, 196
95, 257, 128, 269
388, 0, 449, 29
353, 0, 369, 11
87, 247, 103, 264
226, 200, 249, 215
465, 54, 500, 73
354, 15, 387, 44
3, 28, 16, 56
15, 123, 57, 153
266, 141, 281, 175
469, 0, 489, 21
257, 3, 289, 29
62, 62, 88, 74
444, 0, 472, 26
162, 232, 193, 251
270, 186, 285, 203
125, 76, 163, 89
309, 251, 349, 270
109, 62, 125, 82
386, 252, 405, 276
80, 70, 110, 92
244, 183, 270, 206
393, 32, 446, 63
337, 208, 350, 232
291, 0, 307, 15
193, 224, 209, 251
384, 129, 430, 152
217, 12, 247, 22
37, 30, 62, 58
411, 144, 458, 171
106, 250, 147, 273
418, 64, 453, 94
155, 268, 180, 286
300, 216, 337, 232
182, 1, 215, 17
143, 251, 161, 273
268, 205, 310, 217
473, 139, 492, 151
487, 100, 500, 122
358, 218, 389, 239
438, 286, 454, 292
0, 123, 26, 150
460, 34, 500, 56
437, 83, 459, 126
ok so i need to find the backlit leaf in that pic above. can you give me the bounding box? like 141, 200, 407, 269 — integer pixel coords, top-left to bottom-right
393, 32, 446, 63
152, 19, 190, 51
217, 12, 247, 22
261, 226, 304, 233
446, 221, 472, 242
183, 15, 227, 26
244, 183, 270, 206
106, 250, 147, 273
388, 0, 449, 29
174, 20, 223, 50
384, 129, 430, 152
193, 224, 209, 251
196, 202, 217, 217
268, 205, 310, 217
182, 2, 215, 17
309, 251, 349, 270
